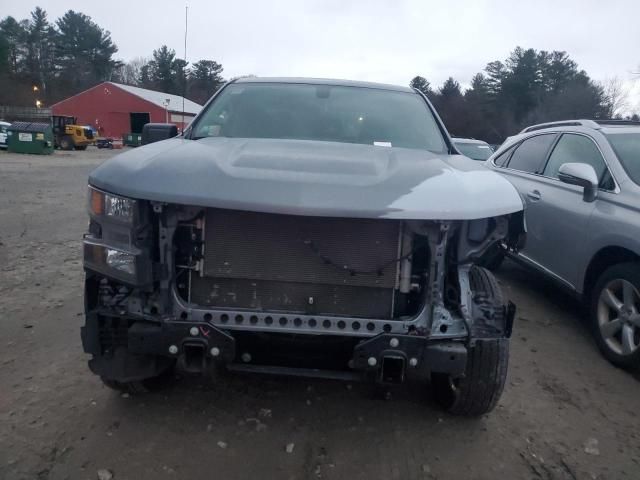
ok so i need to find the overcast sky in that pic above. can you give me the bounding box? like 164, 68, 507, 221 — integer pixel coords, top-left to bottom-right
6, 0, 640, 111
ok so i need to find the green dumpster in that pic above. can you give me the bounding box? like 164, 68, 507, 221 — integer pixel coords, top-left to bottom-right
122, 132, 142, 147
7, 122, 54, 155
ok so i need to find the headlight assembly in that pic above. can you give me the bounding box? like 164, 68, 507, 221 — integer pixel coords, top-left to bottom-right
105, 248, 136, 275
84, 187, 151, 285
89, 186, 136, 223
84, 241, 147, 284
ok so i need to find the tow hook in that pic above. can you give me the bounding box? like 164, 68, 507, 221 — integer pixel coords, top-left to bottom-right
179, 342, 207, 374
380, 355, 406, 384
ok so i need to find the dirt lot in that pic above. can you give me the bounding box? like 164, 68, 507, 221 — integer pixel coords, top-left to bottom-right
0, 148, 638, 480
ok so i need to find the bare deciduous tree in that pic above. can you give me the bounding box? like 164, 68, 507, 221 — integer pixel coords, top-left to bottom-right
602, 77, 629, 118
112, 56, 148, 85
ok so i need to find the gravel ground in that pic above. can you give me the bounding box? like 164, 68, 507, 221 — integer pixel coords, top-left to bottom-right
0, 148, 638, 480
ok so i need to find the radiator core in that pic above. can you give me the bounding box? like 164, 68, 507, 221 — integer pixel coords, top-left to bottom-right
190, 208, 401, 318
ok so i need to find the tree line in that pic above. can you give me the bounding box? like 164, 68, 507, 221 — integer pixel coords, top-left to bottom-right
115, 47, 224, 106
411, 48, 636, 143
1, 8, 636, 142
0, 7, 224, 108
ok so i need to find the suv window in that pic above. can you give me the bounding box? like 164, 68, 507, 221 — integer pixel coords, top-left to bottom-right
507, 134, 556, 173
493, 146, 514, 167
604, 132, 640, 186
543, 134, 614, 190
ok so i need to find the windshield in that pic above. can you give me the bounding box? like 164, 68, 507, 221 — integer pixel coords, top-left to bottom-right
605, 132, 640, 185
191, 83, 447, 153
454, 141, 493, 161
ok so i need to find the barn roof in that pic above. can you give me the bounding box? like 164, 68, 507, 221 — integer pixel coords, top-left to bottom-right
109, 82, 203, 115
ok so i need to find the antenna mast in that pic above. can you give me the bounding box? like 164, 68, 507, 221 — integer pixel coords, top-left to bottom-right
182, 4, 188, 131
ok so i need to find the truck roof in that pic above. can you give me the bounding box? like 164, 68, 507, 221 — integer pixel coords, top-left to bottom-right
233, 76, 415, 93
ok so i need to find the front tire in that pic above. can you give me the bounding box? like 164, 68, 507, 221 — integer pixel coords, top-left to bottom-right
101, 377, 151, 394
432, 266, 509, 416
100, 358, 176, 394
432, 339, 509, 416
590, 262, 640, 370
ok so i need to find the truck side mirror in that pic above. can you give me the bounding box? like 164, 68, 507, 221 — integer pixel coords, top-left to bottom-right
558, 162, 598, 203
141, 123, 178, 145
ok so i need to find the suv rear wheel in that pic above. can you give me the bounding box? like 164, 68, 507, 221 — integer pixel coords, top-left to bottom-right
431, 266, 509, 416
591, 262, 640, 369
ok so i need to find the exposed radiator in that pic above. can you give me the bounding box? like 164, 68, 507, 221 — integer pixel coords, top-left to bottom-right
189, 208, 402, 318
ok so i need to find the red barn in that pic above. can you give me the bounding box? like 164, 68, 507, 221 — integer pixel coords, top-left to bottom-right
51, 82, 203, 139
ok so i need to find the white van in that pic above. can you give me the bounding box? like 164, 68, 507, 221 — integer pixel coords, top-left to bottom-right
0, 121, 11, 148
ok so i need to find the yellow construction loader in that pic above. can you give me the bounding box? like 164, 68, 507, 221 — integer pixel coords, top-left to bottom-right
52, 115, 94, 150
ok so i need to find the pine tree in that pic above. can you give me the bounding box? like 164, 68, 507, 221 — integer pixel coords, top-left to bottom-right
188, 60, 224, 104
409, 75, 433, 98
25, 7, 57, 100
146, 45, 182, 94
55, 10, 120, 95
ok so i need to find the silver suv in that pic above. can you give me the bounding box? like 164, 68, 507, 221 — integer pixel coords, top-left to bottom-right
486, 120, 640, 369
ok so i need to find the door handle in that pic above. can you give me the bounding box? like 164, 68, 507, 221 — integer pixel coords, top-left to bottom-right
527, 190, 542, 201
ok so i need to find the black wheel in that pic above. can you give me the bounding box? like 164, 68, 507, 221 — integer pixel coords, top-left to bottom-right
59, 136, 73, 150
477, 242, 505, 271
74, 145, 87, 151
431, 266, 509, 416
100, 360, 176, 394
590, 262, 640, 370
101, 377, 150, 394
432, 339, 509, 416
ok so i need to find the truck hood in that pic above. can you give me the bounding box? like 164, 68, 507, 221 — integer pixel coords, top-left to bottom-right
89, 137, 523, 220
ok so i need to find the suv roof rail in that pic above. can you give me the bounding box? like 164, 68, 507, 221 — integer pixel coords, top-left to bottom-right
521, 118, 640, 134
519, 120, 598, 133
593, 119, 640, 127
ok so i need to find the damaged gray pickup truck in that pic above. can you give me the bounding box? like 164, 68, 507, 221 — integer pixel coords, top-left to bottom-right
82, 78, 525, 416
